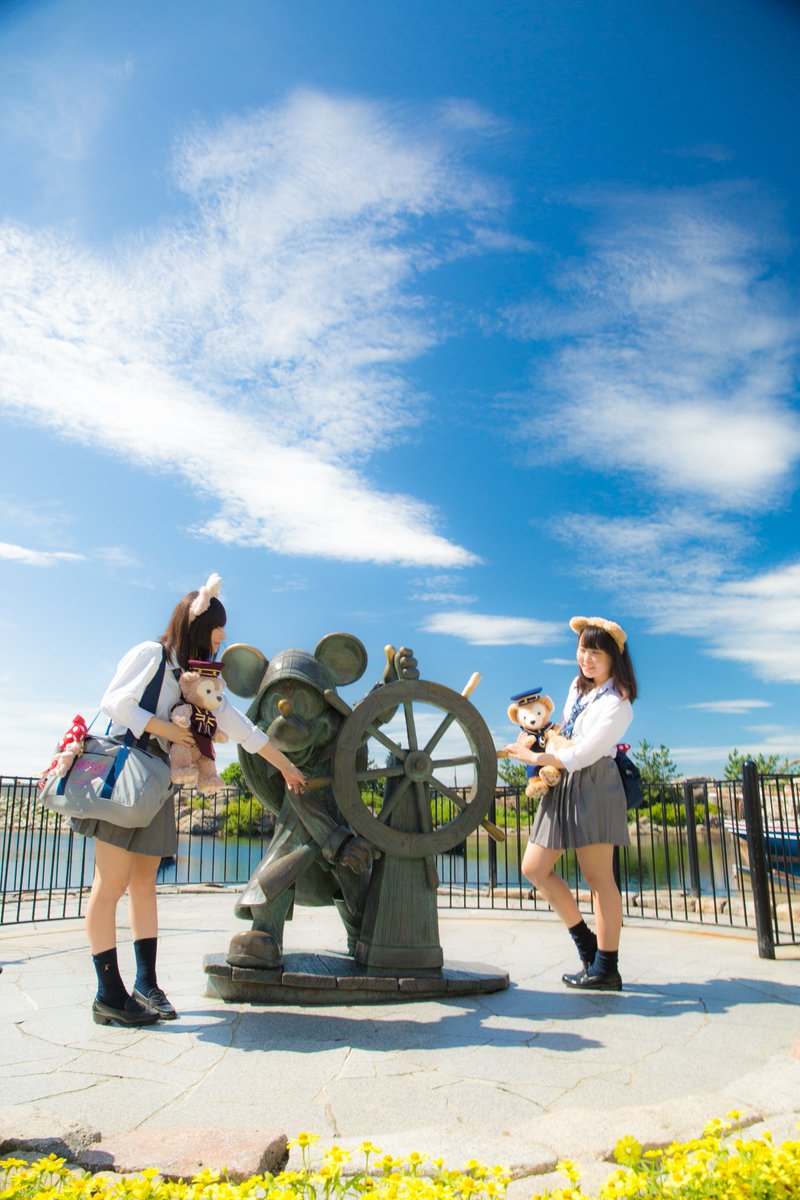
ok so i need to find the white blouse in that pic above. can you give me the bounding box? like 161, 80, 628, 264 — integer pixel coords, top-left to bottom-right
556, 676, 633, 775
101, 639, 269, 755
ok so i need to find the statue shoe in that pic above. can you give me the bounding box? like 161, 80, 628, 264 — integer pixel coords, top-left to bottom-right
226, 931, 283, 969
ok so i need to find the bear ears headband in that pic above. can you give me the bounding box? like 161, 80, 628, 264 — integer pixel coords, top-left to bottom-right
189, 573, 223, 623
569, 615, 627, 654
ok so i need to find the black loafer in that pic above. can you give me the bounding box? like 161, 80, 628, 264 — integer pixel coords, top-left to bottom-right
132, 985, 177, 1019
92, 997, 160, 1026
562, 967, 623, 991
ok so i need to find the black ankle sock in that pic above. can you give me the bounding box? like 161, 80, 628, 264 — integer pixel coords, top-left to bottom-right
568, 919, 597, 966
589, 949, 619, 977
92, 947, 129, 1008
133, 937, 159, 994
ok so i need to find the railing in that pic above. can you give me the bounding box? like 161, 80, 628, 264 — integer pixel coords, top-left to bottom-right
2, 769, 798, 953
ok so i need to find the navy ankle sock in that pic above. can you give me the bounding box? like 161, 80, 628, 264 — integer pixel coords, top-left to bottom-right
568, 920, 597, 966
589, 949, 619, 977
92, 947, 129, 1008
133, 937, 159, 994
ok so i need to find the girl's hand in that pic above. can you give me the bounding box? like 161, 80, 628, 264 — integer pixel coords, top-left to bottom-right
146, 717, 194, 747
282, 762, 307, 794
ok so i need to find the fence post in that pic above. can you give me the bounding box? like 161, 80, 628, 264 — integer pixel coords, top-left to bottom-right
742, 760, 775, 959
487, 795, 498, 890
682, 780, 702, 899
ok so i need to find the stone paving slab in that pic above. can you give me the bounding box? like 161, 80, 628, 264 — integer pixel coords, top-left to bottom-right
1, 890, 799, 1192
79, 1128, 288, 1182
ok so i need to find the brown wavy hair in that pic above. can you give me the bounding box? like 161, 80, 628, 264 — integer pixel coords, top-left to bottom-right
160, 591, 227, 671
575, 624, 638, 702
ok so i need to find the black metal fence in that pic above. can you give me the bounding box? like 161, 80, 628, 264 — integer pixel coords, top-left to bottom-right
2, 767, 798, 955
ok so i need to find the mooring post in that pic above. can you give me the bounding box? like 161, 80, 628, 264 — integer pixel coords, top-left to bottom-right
742, 760, 776, 959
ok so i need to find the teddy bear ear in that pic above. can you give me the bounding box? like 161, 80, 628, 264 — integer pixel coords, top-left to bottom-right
314, 634, 368, 686
221, 643, 269, 698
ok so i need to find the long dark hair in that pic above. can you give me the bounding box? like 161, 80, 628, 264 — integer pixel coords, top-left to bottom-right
161, 592, 227, 671
576, 624, 638, 702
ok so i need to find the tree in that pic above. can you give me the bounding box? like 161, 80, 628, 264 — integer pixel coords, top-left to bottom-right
220, 762, 251, 795
632, 739, 678, 788
723, 749, 797, 780
497, 757, 528, 789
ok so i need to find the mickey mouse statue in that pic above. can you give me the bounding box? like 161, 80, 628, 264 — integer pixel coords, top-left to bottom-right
220, 635, 418, 970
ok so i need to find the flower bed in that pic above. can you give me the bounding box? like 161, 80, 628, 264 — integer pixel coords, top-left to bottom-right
2, 1117, 799, 1200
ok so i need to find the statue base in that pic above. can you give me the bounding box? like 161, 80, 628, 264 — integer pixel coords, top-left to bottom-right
203, 951, 509, 1006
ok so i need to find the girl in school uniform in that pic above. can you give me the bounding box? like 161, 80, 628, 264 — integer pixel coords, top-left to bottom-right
504, 616, 637, 990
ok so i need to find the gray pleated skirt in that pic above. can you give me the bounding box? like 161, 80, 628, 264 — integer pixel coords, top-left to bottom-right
529, 756, 630, 849
69, 740, 177, 857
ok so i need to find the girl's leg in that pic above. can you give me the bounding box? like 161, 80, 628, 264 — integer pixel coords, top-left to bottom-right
128, 853, 177, 1018
86, 841, 133, 954
85, 842, 157, 1021
127, 853, 161, 941
521, 843, 580, 926
575, 843, 622, 951
565, 843, 623, 990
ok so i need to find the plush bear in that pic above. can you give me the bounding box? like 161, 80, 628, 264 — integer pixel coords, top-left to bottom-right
169, 661, 229, 794
505, 688, 557, 799
525, 727, 573, 798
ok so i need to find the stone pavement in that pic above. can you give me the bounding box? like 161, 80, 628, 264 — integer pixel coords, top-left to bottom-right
1, 888, 799, 1196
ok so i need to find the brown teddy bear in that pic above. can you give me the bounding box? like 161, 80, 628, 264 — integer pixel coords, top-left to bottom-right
169, 660, 229, 794
504, 688, 572, 799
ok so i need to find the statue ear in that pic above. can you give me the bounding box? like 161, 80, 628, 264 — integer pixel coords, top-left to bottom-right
507, 704, 519, 723
315, 633, 368, 686
221, 643, 269, 698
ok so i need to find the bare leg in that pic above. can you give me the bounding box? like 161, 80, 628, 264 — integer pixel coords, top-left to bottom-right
576, 843, 621, 951
128, 854, 161, 941
86, 841, 134, 954
521, 842, 581, 928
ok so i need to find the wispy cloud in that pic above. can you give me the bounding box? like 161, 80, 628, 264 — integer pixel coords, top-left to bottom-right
422, 610, 562, 646
0, 90, 503, 567
510, 184, 800, 509
685, 699, 772, 715
0, 541, 85, 568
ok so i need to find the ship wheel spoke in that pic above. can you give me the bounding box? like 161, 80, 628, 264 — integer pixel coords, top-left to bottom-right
404, 702, 419, 752
377, 776, 413, 824
423, 712, 456, 756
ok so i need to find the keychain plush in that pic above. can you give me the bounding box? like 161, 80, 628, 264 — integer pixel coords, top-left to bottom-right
169, 661, 228, 794
40, 714, 89, 786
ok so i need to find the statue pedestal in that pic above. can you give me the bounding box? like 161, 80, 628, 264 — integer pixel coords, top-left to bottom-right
203, 952, 509, 1006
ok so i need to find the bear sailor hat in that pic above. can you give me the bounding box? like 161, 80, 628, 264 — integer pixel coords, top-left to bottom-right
509, 686, 544, 705
569, 615, 627, 654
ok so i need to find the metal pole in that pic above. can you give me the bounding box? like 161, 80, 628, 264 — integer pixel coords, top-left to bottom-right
487, 795, 498, 890
683, 780, 702, 899
742, 760, 775, 959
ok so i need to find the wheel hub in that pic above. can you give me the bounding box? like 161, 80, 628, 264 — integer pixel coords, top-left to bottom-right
404, 749, 432, 781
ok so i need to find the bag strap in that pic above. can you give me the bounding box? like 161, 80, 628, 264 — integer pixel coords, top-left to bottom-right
124, 645, 168, 751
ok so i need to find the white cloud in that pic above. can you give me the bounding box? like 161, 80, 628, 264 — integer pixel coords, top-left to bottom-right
511, 185, 800, 509
0, 90, 503, 567
422, 610, 562, 646
685, 699, 772, 715
0, 541, 85, 568
556, 509, 800, 685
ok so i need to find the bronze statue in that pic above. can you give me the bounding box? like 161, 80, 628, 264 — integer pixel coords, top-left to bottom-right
220, 636, 499, 975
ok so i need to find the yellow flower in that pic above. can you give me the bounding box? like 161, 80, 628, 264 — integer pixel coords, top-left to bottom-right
288, 1133, 320, 1150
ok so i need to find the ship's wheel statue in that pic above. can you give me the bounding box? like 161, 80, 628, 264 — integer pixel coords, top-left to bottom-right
324, 658, 503, 972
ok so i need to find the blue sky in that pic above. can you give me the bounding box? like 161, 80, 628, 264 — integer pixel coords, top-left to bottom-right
2, 0, 800, 779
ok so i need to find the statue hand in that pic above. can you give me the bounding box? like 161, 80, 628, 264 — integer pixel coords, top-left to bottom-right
338, 835, 381, 874
382, 645, 419, 685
